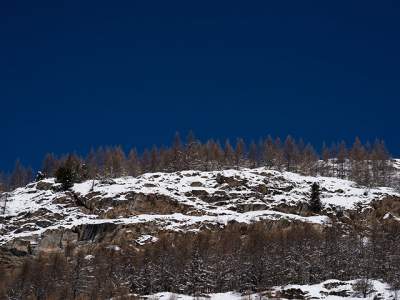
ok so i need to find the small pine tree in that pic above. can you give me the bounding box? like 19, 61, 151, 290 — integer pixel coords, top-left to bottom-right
55, 166, 75, 191
309, 182, 322, 213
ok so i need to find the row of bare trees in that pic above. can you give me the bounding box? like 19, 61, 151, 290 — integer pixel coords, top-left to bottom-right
0, 133, 395, 192
0, 160, 33, 192
2, 221, 400, 299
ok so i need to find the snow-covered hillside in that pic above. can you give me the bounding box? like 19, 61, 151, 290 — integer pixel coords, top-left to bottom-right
2, 167, 400, 300
0, 167, 398, 248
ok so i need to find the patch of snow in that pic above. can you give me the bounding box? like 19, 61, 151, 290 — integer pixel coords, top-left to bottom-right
135, 234, 159, 245
146, 279, 396, 299
276, 279, 394, 300
106, 245, 121, 251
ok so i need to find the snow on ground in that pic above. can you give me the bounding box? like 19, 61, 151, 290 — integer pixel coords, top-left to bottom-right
1, 167, 398, 245
2, 179, 58, 216
145, 279, 397, 300
135, 234, 159, 245
274, 279, 395, 300
72, 168, 397, 211
146, 292, 242, 300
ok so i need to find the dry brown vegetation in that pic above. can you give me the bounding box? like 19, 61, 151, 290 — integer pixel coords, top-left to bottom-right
2, 220, 400, 299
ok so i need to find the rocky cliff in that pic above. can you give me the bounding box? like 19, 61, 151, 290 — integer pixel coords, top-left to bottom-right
1, 167, 399, 269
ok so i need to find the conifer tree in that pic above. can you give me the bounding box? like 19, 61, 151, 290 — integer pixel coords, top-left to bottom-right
309, 182, 322, 213
55, 165, 75, 191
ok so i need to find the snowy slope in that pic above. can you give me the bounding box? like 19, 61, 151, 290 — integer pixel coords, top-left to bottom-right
0, 167, 398, 246
145, 279, 395, 300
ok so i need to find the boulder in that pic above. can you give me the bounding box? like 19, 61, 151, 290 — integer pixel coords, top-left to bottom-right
143, 183, 157, 188
36, 181, 54, 191
10, 239, 31, 255
255, 184, 268, 194
215, 174, 248, 188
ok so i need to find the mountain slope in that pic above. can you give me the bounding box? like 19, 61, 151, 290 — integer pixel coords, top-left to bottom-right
2, 166, 400, 299
1, 167, 398, 251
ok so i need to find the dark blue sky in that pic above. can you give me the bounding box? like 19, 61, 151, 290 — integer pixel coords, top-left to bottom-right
1, 1, 399, 171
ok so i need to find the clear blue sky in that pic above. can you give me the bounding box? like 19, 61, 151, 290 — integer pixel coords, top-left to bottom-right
1, 1, 399, 171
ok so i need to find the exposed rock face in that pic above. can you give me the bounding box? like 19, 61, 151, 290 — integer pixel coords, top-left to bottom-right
273, 202, 311, 216
371, 196, 400, 218
36, 181, 54, 191
38, 229, 78, 252
0, 247, 26, 271
9, 240, 32, 255
216, 173, 248, 187
1, 167, 399, 271
76, 192, 194, 218
75, 223, 118, 241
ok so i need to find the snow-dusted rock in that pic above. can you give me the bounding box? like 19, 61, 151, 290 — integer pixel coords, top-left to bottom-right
0, 167, 399, 258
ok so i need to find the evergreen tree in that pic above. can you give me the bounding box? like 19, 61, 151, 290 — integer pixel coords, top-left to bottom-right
309, 182, 322, 213
55, 166, 75, 191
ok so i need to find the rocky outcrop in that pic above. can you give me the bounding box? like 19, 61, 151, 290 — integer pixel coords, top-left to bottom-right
74, 223, 118, 242
73, 192, 194, 218
1, 166, 399, 274
216, 173, 248, 188
36, 181, 54, 191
